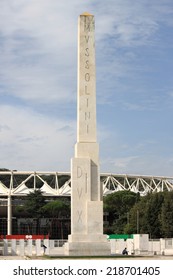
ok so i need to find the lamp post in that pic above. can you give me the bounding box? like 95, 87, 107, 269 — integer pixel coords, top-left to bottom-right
7, 172, 13, 235
7, 192, 12, 235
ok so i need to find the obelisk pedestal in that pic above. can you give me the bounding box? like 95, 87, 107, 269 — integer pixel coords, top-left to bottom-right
64, 13, 110, 256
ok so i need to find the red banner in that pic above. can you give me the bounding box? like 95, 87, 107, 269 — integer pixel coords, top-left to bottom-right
0, 234, 49, 240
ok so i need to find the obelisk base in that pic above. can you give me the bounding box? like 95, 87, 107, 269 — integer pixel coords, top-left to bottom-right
64, 235, 111, 256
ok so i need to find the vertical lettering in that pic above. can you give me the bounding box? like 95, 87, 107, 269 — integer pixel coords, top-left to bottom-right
86, 124, 89, 134
85, 73, 90, 82
81, 15, 94, 139
85, 60, 89, 69
77, 187, 83, 199
85, 112, 90, 120
77, 166, 82, 178
85, 85, 90, 95
84, 20, 90, 32
84, 17, 94, 32
77, 210, 82, 223
85, 48, 89, 56
85, 35, 90, 43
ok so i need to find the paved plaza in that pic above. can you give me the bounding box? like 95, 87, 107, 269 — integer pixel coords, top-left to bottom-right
1, 255, 173, 260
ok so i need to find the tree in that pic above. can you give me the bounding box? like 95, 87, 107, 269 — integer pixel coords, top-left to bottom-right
103, 191, 139, 234
41, 199, 70, 239
126, 192, 164, 238
16, 190, 46, 234
41, 199, 70, 218
124, 195, 149, 235
24, 190, 46, 216
161, 192, 173, 237
145, 192, 164, 238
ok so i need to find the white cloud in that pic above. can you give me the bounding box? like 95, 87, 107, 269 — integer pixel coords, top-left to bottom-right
94, 0, 173, 45
0, 1, 83, 104
100, 154, 173, 177
113, 156, 139, 169
0, 105, 76, 171
1, 0, 172, 105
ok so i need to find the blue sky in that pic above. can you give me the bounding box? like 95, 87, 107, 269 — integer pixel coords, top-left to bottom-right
0, 0, 173, 176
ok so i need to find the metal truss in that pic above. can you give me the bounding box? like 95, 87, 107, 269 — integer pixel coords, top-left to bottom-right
0, 171, 173, 198
101, 174, 173, 196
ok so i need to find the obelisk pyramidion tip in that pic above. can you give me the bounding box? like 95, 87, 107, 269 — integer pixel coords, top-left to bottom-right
81, 12, 93, 16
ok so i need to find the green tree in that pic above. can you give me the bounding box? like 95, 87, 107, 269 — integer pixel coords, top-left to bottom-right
126, 192, 164, 238
161, 192, 173, 237
145, 192, 164, 238
24, 190, 46, 216
125, 195, 149, 234
41, 199, 70, 239
41, 199, 70, 218
16, 190, 46, 234
103, 191, 139, 234
16, 189, 46, 217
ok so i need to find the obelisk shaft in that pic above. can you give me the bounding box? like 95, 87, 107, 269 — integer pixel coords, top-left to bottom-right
77, 14, 97, 144
75, 13, 100, 202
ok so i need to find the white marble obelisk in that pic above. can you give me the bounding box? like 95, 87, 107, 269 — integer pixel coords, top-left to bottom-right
65, 13, 110, 256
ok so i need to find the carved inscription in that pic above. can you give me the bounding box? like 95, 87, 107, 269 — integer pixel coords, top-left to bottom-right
85, 48, 89, 56
85, 112, 90, 120
76, 166, 83, 224
86, 124, 89, 134
76, 166, 88, 195
78, 15, 95, 140
85, 85, 90, 95
85, 73, 90, 82
77, 186, 82, 199
84, 16, 95, 32
77, 166, 82, 178
76, 165, 88, 226
83, 16, 95, 135
85, 35, 90, 43
77, 210, 82, 223
85, 60, 89, 69
77, 166, 83, 199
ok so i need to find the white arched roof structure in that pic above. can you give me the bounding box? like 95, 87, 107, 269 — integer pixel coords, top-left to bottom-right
0, 171, 173, 198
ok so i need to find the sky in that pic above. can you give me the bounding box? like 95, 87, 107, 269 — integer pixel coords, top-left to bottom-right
0, 0, 173, 177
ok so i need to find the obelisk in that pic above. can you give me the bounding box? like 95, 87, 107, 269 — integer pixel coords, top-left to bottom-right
64, 13, 110, 255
